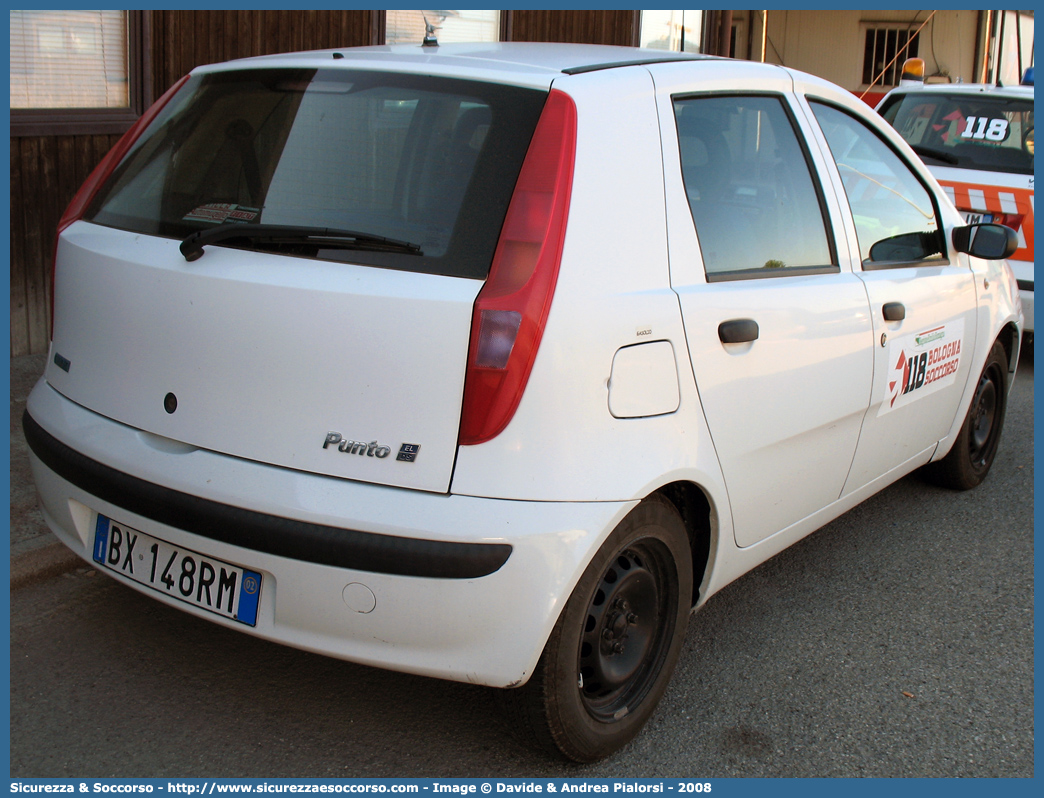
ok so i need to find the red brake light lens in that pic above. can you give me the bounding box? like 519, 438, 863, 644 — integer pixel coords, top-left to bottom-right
458, 89, 577, 445
50, 74, 190, 338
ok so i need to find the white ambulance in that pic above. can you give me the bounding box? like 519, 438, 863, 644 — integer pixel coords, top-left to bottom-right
878, 59, 1034, 339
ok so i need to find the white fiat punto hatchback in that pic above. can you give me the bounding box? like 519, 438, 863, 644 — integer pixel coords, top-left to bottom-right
25, 43, 1021, 762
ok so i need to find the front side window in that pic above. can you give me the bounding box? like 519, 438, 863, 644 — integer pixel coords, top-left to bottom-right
674, 94, 835, 280
811, 101, 944, 268
879, 91, 1034, 175
85, 68, 546, 279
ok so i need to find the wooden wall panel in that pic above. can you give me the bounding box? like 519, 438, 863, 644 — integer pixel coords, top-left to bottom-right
10, 133, 121, 355
149, 9, 376, 97
10, 139, 29, 356
509, 9, 639, 46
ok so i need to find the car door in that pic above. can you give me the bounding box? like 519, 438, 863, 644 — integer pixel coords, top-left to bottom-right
803, 99, 979, 495
659, 87, 876, 549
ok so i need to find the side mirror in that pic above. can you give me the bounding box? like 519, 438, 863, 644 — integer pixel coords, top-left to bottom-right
952, 223, 1018, 260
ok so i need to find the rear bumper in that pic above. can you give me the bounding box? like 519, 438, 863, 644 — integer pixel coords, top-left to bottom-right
25, 379, 635, 687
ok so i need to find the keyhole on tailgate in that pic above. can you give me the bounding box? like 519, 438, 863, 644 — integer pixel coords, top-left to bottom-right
163, 393, 178, 414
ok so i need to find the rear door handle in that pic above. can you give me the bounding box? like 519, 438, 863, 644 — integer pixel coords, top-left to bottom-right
882, 302, 906, 321
718, 319, 759, 344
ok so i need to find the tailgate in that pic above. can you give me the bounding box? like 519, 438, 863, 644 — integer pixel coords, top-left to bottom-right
48, 223, 479, 493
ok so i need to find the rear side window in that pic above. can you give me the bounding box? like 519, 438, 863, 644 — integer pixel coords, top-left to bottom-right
86, 69, 547, 279
673, 94, 836, 280
879, 91, 1034, 175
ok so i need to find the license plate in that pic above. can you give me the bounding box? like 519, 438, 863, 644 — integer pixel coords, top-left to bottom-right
92, 514, 262, 626
962, 211, 994, 225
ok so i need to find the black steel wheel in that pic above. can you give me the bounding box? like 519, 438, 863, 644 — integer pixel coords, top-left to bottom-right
503, 495, 692, 762
925, 340, 1009, 490
577, 541, 675, 721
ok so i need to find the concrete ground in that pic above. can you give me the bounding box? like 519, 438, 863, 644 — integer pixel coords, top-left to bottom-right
9, 348, 1033, 777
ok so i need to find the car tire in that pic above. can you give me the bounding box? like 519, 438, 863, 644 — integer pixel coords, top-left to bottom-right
925, 340, 1009, 490
503, 495, 692, 762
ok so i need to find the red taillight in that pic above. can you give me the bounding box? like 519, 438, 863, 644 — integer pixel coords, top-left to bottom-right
458, 89, 577, 445
50, 74, 191, 338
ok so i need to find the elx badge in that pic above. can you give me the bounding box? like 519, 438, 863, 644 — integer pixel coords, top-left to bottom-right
396, 443, 421, 463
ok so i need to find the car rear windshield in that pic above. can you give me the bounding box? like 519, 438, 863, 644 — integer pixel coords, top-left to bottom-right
879, 91, 1034, 175
85, 68, 548, 279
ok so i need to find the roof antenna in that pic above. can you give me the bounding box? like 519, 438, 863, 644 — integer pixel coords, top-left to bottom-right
422, 15, 439, 47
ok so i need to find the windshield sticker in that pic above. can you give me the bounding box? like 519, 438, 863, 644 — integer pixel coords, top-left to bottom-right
880, 319, 964, 416
960, 117, 1009, 143
183, 203, 260, 224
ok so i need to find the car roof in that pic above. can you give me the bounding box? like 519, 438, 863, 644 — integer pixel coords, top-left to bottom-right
885, 82, 1034, 101
197, 42, 720, 89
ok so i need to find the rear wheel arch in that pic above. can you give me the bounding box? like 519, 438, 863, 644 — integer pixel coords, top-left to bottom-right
503, 485, 716, 761
997, 322, 1021, 370
654, 481, 714, 608
924, 337, 1010, 490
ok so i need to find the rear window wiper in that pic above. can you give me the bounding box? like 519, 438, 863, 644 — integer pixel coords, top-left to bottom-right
180, 224, 423, 261
909, 145, 960, 166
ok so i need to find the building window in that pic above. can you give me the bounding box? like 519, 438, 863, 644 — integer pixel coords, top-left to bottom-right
9, 9, 148, 136
385, 10, 501, 45
11, 10, 128, 108
862, 25, 920, 87
639, 10, 703, 52
995, 9, 1035, 87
